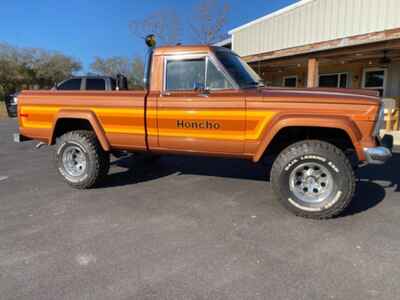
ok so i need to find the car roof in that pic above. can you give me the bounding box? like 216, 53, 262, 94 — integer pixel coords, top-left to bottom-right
66, 75, 114, 80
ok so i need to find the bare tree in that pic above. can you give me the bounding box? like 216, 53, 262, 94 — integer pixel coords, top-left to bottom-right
0, 43, 81, 100
90, 57, 131, 77
90, 56, 145, 90
33, 52, 81, 85
130, 57, 145, 89
130, 9, 182, 45
189, 0, 230, 45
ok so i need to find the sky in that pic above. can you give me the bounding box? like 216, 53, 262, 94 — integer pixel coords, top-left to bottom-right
0, 0, 296, 71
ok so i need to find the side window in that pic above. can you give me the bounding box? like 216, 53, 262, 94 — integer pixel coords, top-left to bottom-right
206, 60, 233, 90
57, 79, 81, 90
166, 58, 205, 91
86, 78, 106, 90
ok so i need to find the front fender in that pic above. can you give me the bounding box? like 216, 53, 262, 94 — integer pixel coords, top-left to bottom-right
50, 109, 111, 151
253, 114, 363, 162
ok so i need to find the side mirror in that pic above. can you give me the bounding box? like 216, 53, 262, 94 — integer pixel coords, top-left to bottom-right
145, 34, 156, 48
144, 34, 156, 90
193, 82, 206, 92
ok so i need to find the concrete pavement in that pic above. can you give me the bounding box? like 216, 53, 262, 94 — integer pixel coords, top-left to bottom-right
1, 118, 400, 300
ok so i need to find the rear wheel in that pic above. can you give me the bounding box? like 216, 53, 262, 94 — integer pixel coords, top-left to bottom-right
55, 130, 110, 189
271, 140, 355, 219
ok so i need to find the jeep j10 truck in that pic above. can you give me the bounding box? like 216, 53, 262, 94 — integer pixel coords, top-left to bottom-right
14, 40, 392, 219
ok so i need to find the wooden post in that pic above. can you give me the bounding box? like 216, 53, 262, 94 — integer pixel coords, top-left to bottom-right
386, 110, 392, 131
393, 109, 399, 131
307, 58, 319, 88
395, 97, 400, 131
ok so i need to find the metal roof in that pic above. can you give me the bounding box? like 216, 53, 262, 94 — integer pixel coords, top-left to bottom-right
229, 0, 400, 58
229, 0, 313, 34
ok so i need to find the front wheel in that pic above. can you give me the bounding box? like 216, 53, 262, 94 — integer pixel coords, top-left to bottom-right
55, 130, 110, 189
271, 140, 355, 219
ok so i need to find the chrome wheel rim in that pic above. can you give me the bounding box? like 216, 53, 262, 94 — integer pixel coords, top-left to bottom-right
62, 145, 87, 177
289, 162, 334, 204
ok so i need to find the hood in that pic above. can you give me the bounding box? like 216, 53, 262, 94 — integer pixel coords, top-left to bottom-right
254, 87, 381, 106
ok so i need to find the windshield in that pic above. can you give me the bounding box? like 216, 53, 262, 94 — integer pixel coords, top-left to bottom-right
215, 50, 263, 88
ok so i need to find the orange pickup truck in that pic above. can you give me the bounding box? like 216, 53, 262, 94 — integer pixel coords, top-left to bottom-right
14, 37, 392, 218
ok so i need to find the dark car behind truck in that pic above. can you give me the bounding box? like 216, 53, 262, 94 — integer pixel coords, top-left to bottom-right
4, 93, 18, 118
55, 75, 128, 91
4, 75, 128, 118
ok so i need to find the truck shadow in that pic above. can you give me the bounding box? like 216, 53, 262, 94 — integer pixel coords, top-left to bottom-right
102, 152, 400, 217
343, 152, 400, 217
106, 154, 270, 185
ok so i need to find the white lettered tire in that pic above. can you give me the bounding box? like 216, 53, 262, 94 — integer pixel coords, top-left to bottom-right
271, 140, 355, 219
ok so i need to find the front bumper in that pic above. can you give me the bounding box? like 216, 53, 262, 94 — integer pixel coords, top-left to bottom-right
5, 95, 17, 118
363, 135, 393, 165
13, 133, 30, 143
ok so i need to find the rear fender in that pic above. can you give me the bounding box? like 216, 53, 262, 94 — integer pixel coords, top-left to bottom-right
50, 110, 110, 151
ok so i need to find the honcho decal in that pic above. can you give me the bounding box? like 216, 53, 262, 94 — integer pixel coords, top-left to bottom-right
176, 120, 220, 130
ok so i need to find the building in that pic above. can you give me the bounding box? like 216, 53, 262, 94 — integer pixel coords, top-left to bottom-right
228, 0, 400, 100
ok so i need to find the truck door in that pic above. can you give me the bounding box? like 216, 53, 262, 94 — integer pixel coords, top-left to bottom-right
157, 54, 245, 154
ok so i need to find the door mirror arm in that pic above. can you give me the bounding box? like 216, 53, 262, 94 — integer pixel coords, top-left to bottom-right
193, 82, 209, 96
200, 88, 210, 97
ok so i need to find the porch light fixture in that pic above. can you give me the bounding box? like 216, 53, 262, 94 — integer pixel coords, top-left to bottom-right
379, 50, 391, 66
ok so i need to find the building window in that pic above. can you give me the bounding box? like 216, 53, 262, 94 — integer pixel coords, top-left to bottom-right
283, 76, 298, 87
362, 68, 387, 97
319, 73, 348, 88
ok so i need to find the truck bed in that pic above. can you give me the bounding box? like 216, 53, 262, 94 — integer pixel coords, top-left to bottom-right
18, 90, 150, 150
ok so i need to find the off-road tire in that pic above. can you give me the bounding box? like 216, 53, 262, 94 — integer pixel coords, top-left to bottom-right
271, 140, 355, 219
55, 130, 110, 189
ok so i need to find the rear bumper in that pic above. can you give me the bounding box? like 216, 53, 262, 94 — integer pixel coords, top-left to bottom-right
363, 135, 393, 165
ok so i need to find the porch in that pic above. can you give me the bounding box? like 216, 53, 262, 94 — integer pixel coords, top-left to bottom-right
248, 38, 400, 132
